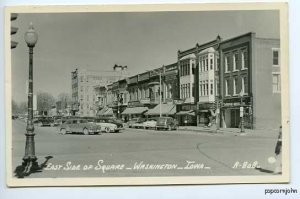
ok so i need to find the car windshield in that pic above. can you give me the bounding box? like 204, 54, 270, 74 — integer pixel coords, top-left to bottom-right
157, 118, 167, 123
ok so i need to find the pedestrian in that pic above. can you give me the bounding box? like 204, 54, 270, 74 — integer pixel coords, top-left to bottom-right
274, 125, 282, 174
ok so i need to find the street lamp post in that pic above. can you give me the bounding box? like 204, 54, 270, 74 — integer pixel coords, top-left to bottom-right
239, 91, 245, 133
22, 22, 39, 173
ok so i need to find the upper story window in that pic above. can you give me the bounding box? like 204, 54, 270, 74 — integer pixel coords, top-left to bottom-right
225, 79, 229, 96
272, 49, 280, 66
241, 52, 245, 69
210, 58, 213, 70
233, 77, 238, 95
233, 53, 238, 71
180, 60, 191, 77
225, 56, 229, 73
242, 76, 248, 94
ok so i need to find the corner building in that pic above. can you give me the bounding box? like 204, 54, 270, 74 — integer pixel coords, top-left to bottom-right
219, 32, 281, 130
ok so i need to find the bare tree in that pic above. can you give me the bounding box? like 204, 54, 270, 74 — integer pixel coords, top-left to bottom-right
18, 101, 28, 114
37, 92, 56, 115
57, 93, 71, 103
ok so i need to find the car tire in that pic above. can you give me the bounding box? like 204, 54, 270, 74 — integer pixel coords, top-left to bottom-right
60, 128, 66, 135
105, 127, 111, 133
83, 128, 89, 135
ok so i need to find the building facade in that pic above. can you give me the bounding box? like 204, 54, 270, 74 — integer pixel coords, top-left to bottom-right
177, 36, 221, 126
71, 65, 129, 117
219, 32, 281, 130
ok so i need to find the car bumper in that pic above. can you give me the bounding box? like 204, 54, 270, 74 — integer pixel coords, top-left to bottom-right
156, 125, 167, 129
88, 129, 101, 133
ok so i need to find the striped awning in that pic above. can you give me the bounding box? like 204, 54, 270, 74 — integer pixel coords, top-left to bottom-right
145, 104, 176, 116
97, 107, 113, 116
121, 107, 148, 115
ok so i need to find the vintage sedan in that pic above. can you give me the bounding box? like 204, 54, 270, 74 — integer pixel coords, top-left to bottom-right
94, 118, 123, 133
128, 118, 146, 128
59, 118, 101, 135
142, 118, 158, 129
156, 117, 177, 131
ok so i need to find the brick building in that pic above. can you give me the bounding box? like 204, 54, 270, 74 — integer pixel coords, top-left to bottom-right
219, 32, 281, 130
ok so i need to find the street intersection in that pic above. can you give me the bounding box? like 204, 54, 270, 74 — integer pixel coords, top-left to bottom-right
11, 120, 279, 178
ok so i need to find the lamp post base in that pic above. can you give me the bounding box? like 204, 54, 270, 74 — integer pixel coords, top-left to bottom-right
22, 157, 40, 173
14, 157, 40, 178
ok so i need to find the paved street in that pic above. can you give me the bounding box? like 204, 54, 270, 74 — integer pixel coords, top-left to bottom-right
11, 120, 279, 178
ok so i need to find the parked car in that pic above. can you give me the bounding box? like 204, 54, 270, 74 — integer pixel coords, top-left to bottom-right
127, 118, 146, 128
53, 118, 65, 126
59, 118, 101, 135
94, 118, 123, 133
33, 117, 54, 127
142, 118, 158, 129
156, 117, 177, 131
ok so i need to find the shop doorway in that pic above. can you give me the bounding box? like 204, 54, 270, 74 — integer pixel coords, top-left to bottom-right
230, 109, 240, 128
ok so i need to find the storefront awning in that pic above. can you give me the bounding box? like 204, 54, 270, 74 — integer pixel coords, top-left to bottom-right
145, 104, 176, 116
121, 107, 148, 115
97, 107, 114, 116
176, 110, 195, 116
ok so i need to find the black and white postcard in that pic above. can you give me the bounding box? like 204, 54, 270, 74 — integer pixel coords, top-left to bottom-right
5, 3, 289, 186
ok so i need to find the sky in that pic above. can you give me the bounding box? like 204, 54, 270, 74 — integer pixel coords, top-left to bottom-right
10, 10, 279, 104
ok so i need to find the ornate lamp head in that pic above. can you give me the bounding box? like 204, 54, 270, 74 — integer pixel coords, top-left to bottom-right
24, 22, 38, 47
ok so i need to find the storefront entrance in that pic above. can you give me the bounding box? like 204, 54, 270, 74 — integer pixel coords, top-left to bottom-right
230, 109, 240, 128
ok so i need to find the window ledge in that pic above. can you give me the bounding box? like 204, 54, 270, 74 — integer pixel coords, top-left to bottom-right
232, 70, 239, 72
224, 71, 231, 74
241, 68, 248, 71
272, 65, 280, 67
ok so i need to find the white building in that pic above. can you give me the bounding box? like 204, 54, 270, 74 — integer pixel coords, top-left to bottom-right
178, 54, 196, 104
71, 65, 129, 117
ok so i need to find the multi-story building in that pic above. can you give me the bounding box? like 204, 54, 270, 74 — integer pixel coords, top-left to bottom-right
219, 32, 280, 130
71, 65, 129, 117
176, 36, 221, 126
94, 85, 107, 109
122, 65, 179, 119
197, 47, 220, 126
163, 63, 179, 102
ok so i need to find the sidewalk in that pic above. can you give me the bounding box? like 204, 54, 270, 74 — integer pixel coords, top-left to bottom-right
177, 125, 278, 138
